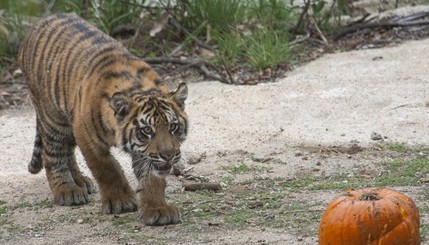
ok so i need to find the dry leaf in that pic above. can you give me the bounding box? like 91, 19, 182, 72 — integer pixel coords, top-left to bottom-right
149, 12, 170, 37
200, 48, 215, 58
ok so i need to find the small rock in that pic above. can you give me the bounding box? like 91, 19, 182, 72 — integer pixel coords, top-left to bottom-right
13, 69, 23, 78
77, 219, 84, 224
252, 154, 272, 163
371, 132, 383, 141
420, 175, 429, 183
294, 152, 303, 157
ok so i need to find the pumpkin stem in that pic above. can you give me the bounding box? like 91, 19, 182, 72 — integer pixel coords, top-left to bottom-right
358, 192, 380, 201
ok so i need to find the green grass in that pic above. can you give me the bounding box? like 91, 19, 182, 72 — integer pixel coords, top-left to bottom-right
111, 214, 137, 226
421, 224, 429, 242
54, 0, 141, 35
173, 180, 321, 233
223, 162, 271, 174
386, 142, 409, 153
224, 163, 253, 174
176, 0, 297, 71
314, 157, 429, 190
245, 28, 290, 70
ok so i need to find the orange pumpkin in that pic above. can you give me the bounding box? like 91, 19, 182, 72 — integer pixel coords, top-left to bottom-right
319, 187, 420, 245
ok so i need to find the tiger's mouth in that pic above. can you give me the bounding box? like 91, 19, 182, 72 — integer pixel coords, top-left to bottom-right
153, 163, 173, 176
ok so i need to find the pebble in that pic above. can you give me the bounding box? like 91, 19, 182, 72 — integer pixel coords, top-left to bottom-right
371, 132, 383, 141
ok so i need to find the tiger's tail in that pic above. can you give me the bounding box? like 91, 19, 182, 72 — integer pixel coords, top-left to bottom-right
28, 119, 43, 174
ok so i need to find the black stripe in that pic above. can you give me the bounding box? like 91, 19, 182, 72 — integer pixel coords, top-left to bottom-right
31, 19, 60, 83
87, 45, 117, 70
44, 148, 74, 158
37, 18, 71, 87
101, 92, 110, 101
154, 79, 163, 86
85, 46, 119, 75
62, 29, 100, 111
136, 66, 151, 79
56, 13, 72, 19
98, 110, 109, 134
122, 125, 131, 151
92, 53, 137, 77
96, 71, 132, 86
55, 23, 87, 111
141, 88, 162, 96
92, 35, 112, 45
46, 19, 80, 109
82, 120, 109, 148
64, 28, 99, 76
91, 109, 110, 146
61, 24, 101, 111
40, 110, 70, 128
73, 21, 92, 33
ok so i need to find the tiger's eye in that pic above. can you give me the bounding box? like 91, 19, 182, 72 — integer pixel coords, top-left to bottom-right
170, 123, 178, 133
142, 126, 153, 135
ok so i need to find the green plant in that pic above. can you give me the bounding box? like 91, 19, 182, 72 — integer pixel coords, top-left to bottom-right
177, 0, 246, 33
310, 0, 352, 33
54, 0, 143, 34
175, 0, 297, 70
0, 1, 30, 58
245, 28, 290, 70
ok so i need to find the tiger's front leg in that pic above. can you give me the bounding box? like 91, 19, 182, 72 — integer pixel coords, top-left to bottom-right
137, 174, 181, 225
74, 126, 138, 214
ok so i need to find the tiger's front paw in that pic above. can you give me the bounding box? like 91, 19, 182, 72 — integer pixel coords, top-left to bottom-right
139, 203, 181, 226
52, 183, 89, 206
101, 188, 138, 214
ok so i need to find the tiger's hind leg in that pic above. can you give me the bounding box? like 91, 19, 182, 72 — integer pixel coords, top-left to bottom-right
67, 153, 96, 195
38, 114, 94, 206
28, 117, 43, 174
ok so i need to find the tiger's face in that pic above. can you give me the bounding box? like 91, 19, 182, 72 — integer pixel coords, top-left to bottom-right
111, 83, 188, 177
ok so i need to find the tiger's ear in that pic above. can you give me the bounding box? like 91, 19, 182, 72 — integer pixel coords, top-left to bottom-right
170, 82, 188, 110
110, 92, 131, 121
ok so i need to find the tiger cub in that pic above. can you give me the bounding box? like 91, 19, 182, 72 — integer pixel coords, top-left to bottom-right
18, 13, 188, 226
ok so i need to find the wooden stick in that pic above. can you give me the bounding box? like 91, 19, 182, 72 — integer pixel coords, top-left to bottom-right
334, 20, 429, 41
291, 0, 311, 35
183, 183, 222, 192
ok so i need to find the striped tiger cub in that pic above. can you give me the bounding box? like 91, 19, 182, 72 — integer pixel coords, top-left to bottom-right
18, 13, 188, 226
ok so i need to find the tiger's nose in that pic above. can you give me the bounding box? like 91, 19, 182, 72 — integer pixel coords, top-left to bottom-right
159, 150, 175, 162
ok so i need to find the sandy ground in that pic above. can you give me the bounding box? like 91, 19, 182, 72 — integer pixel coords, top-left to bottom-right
0, 38, 428, 244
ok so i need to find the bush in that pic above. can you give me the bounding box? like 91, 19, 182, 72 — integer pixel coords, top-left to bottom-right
176, 0, 296, 71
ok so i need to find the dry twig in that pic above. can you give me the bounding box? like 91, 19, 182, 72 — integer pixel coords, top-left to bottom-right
291, 0, 311, 35
143, 57, 231, 84
334, 18, 429, 41
183, 182, 222, 192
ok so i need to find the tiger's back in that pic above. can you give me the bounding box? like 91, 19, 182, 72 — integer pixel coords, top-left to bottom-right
19, 13, 162, 116
18, 13, 189, 226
